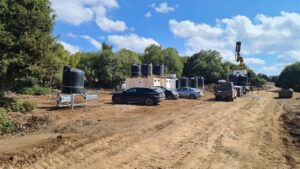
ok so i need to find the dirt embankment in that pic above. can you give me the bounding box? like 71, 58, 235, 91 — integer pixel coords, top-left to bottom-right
0, 89, 300, 169
278, 93, 300, 168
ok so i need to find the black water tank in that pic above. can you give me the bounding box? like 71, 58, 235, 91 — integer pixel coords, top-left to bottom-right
198, 77, 205, 87
179, 77, 188, 88
189, 77, 198, 88
141, 64, 153, 76
62, 66, 85, 94
153, 64, 164, 76
131, 64, 141, 77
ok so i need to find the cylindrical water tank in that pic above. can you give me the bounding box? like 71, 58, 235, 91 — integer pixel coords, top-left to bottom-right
189, 77, 198, 88
198, 77, 205, 87
153, 64, 164, 76
179, 77, 188, 88
62, 66, 85, 94
141, 64, 153, 76
131, 64, 141, 77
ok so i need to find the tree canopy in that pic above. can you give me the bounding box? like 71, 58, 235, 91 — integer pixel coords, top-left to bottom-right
276, 62, 300, 91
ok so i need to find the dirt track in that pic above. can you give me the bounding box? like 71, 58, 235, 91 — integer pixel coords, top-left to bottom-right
1, 89, 299, 169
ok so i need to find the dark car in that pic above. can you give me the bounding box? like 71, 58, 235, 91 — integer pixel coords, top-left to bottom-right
112, 87, 165, 106
214, 82, 237, 101
156, 86, 179, 99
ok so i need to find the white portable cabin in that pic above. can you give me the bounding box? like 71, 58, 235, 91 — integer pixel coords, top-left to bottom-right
125, 76, 161, 89
124, 76, 177, 90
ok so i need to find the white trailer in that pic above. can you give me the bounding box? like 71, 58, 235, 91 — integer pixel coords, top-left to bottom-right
125, 76, 161, 90
124, 76, 177, 90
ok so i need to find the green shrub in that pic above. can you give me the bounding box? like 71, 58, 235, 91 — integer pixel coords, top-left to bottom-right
277, 62, 300, 91
20, 85, 51, 95
9, 100, 36, 113
22, 100, 37, 112
0, 108, 16, 134
0, 98, 36, 113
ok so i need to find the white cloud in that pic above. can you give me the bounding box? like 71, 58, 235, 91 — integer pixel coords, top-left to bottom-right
169, 12, 300, 61
145, 11, 152, 18
95, 17, 127, 32
260, 64, 286, 75
244, 58, 266, 65
66, 32, 77, 39
59, 41, 80, 54
154, 2, 175, 13
51, 0, 127, 32
81, 35, 102, 50
108, 34, 159, 53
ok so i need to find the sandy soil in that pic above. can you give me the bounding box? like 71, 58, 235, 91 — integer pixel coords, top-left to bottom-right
1, 88, 300, 169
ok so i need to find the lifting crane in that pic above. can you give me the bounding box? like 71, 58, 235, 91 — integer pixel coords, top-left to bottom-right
235, 41, 244, 68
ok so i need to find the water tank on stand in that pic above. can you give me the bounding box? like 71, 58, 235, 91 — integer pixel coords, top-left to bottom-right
189, 77, 198, 88
179, 77, 188, 88
141, 64, 153, 77
62, 66, 85, 94
131, 64, 141, 77
153, 64, 164, 76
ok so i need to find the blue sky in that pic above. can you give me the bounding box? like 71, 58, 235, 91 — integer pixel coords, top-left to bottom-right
51, 0, 300, 75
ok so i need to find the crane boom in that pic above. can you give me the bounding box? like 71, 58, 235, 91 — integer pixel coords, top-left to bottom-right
235, 41, 244, 68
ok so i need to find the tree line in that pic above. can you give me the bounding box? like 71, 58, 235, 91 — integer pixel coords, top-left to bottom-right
1, 0, 299, 95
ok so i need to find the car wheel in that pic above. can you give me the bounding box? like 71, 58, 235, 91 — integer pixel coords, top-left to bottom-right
113, 96, 122, 104
189, 94, 196, 99
145, 97, 154, 106
167, 95, 172, 99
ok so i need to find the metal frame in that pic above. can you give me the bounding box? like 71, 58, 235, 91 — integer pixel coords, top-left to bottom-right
56, 93, 99, 109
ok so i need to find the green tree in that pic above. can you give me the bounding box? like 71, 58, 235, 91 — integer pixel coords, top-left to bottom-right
142, 45, 163, 64
182, 50, 225, 83
257, 73, 269, 81
162, 48, 183, 77
93, 43, 123, 88
277, 62, 300, 91
70, 52, 81, 67
0, 0, 55, 94
77, 52, 97, 86
116, 49, 141, 77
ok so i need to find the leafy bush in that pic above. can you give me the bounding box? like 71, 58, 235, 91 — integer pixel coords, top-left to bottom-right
20, 85, 51, 95
9, 100, 36, 113
277, 62, 300, 91
0, 98, 36, 113
0, 108, 16, 134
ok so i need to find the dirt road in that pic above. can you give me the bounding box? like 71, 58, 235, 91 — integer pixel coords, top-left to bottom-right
1, 89, 299, 169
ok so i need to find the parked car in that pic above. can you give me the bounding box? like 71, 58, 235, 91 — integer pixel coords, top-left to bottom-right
155, 86, 179, 99
112, 87, 165, 106
214, 82, 237, 101
176, 87, 203, 99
